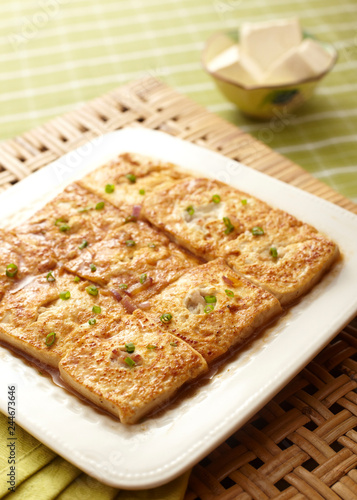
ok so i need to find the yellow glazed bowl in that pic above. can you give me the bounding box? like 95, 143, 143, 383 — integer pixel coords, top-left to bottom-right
202, 30, 338, 119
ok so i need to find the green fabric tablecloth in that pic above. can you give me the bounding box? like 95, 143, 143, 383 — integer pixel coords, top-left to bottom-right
0, 0, 356, 498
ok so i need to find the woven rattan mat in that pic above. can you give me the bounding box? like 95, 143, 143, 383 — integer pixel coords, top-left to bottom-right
1, 77, 357, 500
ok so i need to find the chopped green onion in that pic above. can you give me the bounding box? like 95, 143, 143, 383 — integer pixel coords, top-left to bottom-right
90, 263, 97, 272
59, 223, 70, 232
105, 184, 115, 194
59, 291, 71, 300
212, 194, 221, 204
124, 215, 137, 224
118, 283, 128, 289
148, 243, 156, 248
77, 206, 93, 213
204, 295, 216, 304
139, 189, 145, 195
86, 285, 98, 296
45, 332, 56, 346
204, 304, 214, 314
125, 342, 135, 353
125, 240, 136, 247
251, 226, 264, 236
95, 201, 105, 210
46, 271, 55, 282
88, 318, 96, 325
54, 218, 65, 225
147, 344, 157, 350
92, 305, 101, 314
126, 174, 136, 183
186, 205, 194, 216
125, 357, 136, 368
5, 264, 18, 278
160, 313, 172, 324
139, 273, 147, 284
170, 342, 177, 347
223, 217, 234, 235
74, 276, 80, 283
225, 289, 234, 298
79, 239, 88, 249
241, 199, 247, 205
270, 246, 278, 258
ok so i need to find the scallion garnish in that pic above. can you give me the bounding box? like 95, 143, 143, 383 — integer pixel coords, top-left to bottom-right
74, 276, 80, 283
125, 357, 136, 368
59, 223, 70, 232
125, 240, 136, 247
251, 226, 264, 236
126, 174, 136, 183
139, 189, 145, 195
95, 201, 105, 210
147, 344, 157, 350
88, 318, 96, 325
59, 291, 70, 300
170, 342, 177, 347
79, 239, 88, 249
212, 194, 221, 204
105, 184, 115, 194
118, 283, 128, 289
86, 285, 98, 296
204, 295, 216, 304
54, 218, 65, 226
160, 313, 172, 324
45, 332, 56, 346
186, 205, 194, 216
90, 264, 97, 272
124, 215, 137, 224
77, 206, 93, 213
270, 246, 278, 258
223, 217, 234, 234
46, 271, 55, 282
225, 289, 234, 298
125, 342, 135, 353
5, 264, 18, 278
92, 305, 101, 314
241, 199, 247, 205
204, 304, 214, 314
139, 273, 147, 284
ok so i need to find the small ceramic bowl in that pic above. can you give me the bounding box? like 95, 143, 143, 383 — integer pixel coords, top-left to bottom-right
202, 30, 337, 119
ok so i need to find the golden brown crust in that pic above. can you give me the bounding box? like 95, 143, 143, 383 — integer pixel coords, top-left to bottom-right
64, 220, 201, 302
0, 271, 125, 367
78, 152, 193, 214
59, 310, 208, 424
222, 209, 340, 304
0, 228, 56, 301
144, 259, 282, 363
142, 177, 272, 260
15, 183, 127, 263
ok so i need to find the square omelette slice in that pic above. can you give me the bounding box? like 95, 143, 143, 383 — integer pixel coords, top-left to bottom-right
0, 270, 125, 368
64, 220, 201, 303
78, 152, 193, 214
144, 258, 282, 363
142, 177, 271, 260
222, 209, 339, 305
15, 183, 128, 263
59, 310, 208, 424
0, 228, 56, 301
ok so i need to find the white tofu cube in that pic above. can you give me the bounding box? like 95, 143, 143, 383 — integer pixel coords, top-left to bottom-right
240, 18, 302, 72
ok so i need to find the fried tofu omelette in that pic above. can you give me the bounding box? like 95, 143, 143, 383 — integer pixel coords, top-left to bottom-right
59, 310, 207, 424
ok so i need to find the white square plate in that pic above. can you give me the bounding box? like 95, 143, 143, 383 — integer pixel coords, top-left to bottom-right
1, 128, 357, 489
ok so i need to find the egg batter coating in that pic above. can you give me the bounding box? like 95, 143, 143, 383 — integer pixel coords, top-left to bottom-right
59, 310, 208, 424
144, 258, 282, 363
0, 270, 125, 368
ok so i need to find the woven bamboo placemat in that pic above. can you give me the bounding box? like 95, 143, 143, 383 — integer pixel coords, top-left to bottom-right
1, 77, 357, 499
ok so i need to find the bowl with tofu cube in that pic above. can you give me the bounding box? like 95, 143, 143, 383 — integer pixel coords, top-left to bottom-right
202, 19, 337, 119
